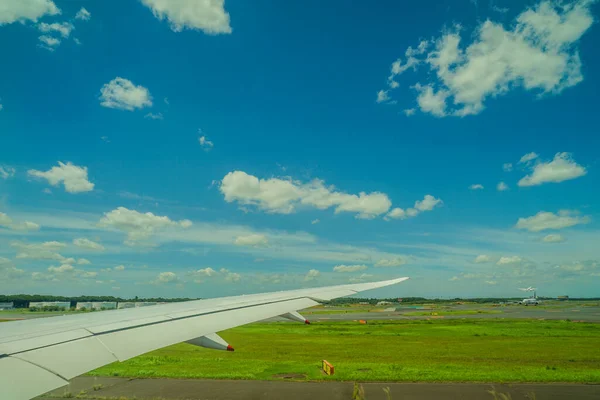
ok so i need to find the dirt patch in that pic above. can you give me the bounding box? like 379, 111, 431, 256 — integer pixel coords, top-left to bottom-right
272, 373, 307, 379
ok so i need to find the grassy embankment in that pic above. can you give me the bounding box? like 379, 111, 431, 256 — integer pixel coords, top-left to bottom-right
89, 319, 600, 383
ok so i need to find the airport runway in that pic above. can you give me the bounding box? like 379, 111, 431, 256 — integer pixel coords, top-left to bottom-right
37, 377, 600, 400
296, 304, 600, 323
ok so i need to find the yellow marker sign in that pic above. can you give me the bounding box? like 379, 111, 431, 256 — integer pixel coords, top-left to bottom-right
322, 360, 335, 375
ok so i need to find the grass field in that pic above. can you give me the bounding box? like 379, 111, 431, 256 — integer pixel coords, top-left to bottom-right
89, 319, 600, 383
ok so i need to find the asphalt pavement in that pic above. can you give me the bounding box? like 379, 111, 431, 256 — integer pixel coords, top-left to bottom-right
37, 377, 600, 400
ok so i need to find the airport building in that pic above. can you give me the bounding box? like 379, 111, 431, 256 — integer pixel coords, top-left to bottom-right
117, 302, 136, 309
0, 302, 14, 310
76, 302, 117, 310
29, 301, 70, 310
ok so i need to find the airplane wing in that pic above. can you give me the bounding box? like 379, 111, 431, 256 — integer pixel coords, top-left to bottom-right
0, 277, 408, 400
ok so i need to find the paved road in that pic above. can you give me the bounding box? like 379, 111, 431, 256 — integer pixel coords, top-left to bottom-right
37, 377, 600, 400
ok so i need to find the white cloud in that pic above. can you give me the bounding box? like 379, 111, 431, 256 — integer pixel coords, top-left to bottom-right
0, 213, 40, 231
145, 112, 164, 120
199, 135, 214, 150
349, 273, 374, 283
385, 0, 595, 117
415, 195, 442, 211
38, 22, 73, 38
543, 234, 565, 243
516, 210, 590, 232
98, 207, 192, 243
0, 0, 60, 25
12, 241, 72, 262
234, 234, 268, 247
376, 90, 390, 103
519, 152, 539, 163
155, 271, 178, 283
220, 268, 241, 282
414, 84, 448, 117
497, 181, 509, 191
48, 264, 75, 273
311, 219, 320, 225
404, 108, 416, 116
449, 276, 460, 281
38, 35, 60, 49
220, 171, 392, 219
497, 256, 522, 265
140, 0, 231, 34
333, 264, 368, 272
114, 265, 125, 271
0, 166, 15, 179
75, 7, 90, 21
374, 258, 405, 267
518, 152, 586, 186
474, 254, 491, 263
28, 161, 94, 193
77, 258, 91, 265
469, 184, 484, 190
304, 269, 320, 281
386, 195, 442, 220
99, 78, 153, 111
485, 280, 498, 285
503, 163, 513, 172
196, 267, 217, 277
0, 258, 25, 280
73, 238, 105, 251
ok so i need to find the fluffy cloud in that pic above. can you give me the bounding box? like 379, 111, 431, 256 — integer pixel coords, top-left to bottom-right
48, 264, 74, 273
77, 258, 91, 265
0, 0, 60, 25
519, 152, 539, 163
28, 161, 94, 193
376, 90, 390, 103
38, 35, 60, 50
140, 0, 231, 34
75, 7, 90, 21
474, 255, 491, 263
199, 135, 214, 150
516, 210, 590, 232
469, 184, 484, 190
99, 78, 153, 111
12, 241, 73, 263
196, 267, 217, 276
145, 112, 164, 120
38, 22, 73, 37
404, 108, 416, 116
234, 234, 268, 247
333, 264, 368, 272
518, 152, 586, 186
98, 207, 192, 243
155, 271, 178, 284
311, 219, 320, 225
304, 269, 320, 281
374, 258, 405, 267
220, 268, 241, 282
349, 273, 374, 283
114, 265, 125, 271
380, 0, 594, 116
503, 163, 513, 172
220, 171, 392, 219
386, 195, 442, 220
497, 256, 522, 265
73, 238, 105, 251
0, 213, 40, 231
0, 166, 15, 179
497, 182, 509, 191
543, 234, 565, 243
0, 258, 25, 280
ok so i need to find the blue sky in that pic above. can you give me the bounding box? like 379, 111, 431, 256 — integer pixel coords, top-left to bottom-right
1, 0, 599, 299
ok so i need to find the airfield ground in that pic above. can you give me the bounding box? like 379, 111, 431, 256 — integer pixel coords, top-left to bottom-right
4, 300, 597, 399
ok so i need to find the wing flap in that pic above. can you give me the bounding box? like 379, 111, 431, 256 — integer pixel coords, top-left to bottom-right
13, 336, 119, 380
0, 356, 68, 400
98, 297, 318, 361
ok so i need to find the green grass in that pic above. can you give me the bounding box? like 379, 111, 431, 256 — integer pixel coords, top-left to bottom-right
89, 319, 600, 383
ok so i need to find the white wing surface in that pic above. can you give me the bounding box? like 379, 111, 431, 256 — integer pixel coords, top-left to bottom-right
0, 277, 408, 400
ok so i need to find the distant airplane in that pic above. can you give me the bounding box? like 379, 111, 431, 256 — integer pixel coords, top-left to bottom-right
0, 277, 409, 400
518, 286, 536, 292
